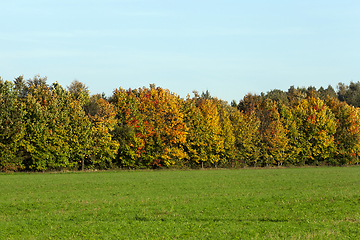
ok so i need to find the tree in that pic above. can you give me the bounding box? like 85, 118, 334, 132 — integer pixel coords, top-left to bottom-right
277, 101, 301, 165
67, 80, 90, 106
201, 90, 212, 100
230, 109, 261, 167
111, 86, 187, 168
288, 86, 307, 106
337, 81, 360, 107
182, 96, 224, 168
87, 95, 119, 169
63, 89, 92, 170
19, 78, 93, 171
325, 97, 360, 165
182, 95, 206, 167
216, 100, 236, 167
0, 79, 26, 171
293, 97, 337, 165
198, 98, 224, 167
111, 88, 144, 168
237, 93, 262, 113
265, 89, 289, 105
319, 85, 337, 100
21, 82, 70, 170
257, 99, 288, 166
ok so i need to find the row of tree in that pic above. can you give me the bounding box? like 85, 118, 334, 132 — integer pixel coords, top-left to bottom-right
1, 76, 360, 171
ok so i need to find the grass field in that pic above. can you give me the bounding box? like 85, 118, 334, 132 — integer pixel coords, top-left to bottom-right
1, 167, 360, 239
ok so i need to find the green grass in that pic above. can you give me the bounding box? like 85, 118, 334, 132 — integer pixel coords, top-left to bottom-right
1, 167, 360, 239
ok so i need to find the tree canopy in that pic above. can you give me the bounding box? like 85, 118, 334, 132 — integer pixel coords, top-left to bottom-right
1, 75, 360, 171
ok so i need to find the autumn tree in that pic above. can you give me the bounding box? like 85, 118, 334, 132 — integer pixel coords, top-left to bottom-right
111, 86, 187, 168
237, 93, 262, 113
257, 99, 288, 166
326, 97, 360, 165
216, 100, 236, 167
21, 80, 71, 170
0, 79, 26, 171
230, 109, 261, 167
293, 97, 337, 165
17, 77, 93, 171
277, 101, 301, 165
182, 95, 206, 167
87, 95, 119, 169
111, 88, 144, 168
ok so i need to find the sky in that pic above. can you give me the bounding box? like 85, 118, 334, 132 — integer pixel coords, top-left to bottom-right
1, 0, 360, 103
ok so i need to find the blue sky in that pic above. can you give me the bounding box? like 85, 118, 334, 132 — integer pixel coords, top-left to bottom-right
1, 0, 360, 102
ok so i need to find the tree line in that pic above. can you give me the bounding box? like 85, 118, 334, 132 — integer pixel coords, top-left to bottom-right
1, 75, 360, 171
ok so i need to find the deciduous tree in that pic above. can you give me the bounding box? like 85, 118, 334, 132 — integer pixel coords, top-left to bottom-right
0, 79, 26, 171
293, 97, 337, 165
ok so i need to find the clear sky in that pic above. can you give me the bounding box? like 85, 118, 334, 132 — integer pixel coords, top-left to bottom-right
1, 0, 360, 102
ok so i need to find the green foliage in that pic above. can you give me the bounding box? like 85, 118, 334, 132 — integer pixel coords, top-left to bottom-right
319, 85, 337, 100
22, 82, 75, 170
337, 81, 360, 107
0, 79, 26, 171
265, 89, 289, 105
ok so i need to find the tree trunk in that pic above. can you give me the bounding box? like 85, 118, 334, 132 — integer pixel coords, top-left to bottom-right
82, 157, 84, 171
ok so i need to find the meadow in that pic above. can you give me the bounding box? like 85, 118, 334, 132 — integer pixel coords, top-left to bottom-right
1, 167, 360, 239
